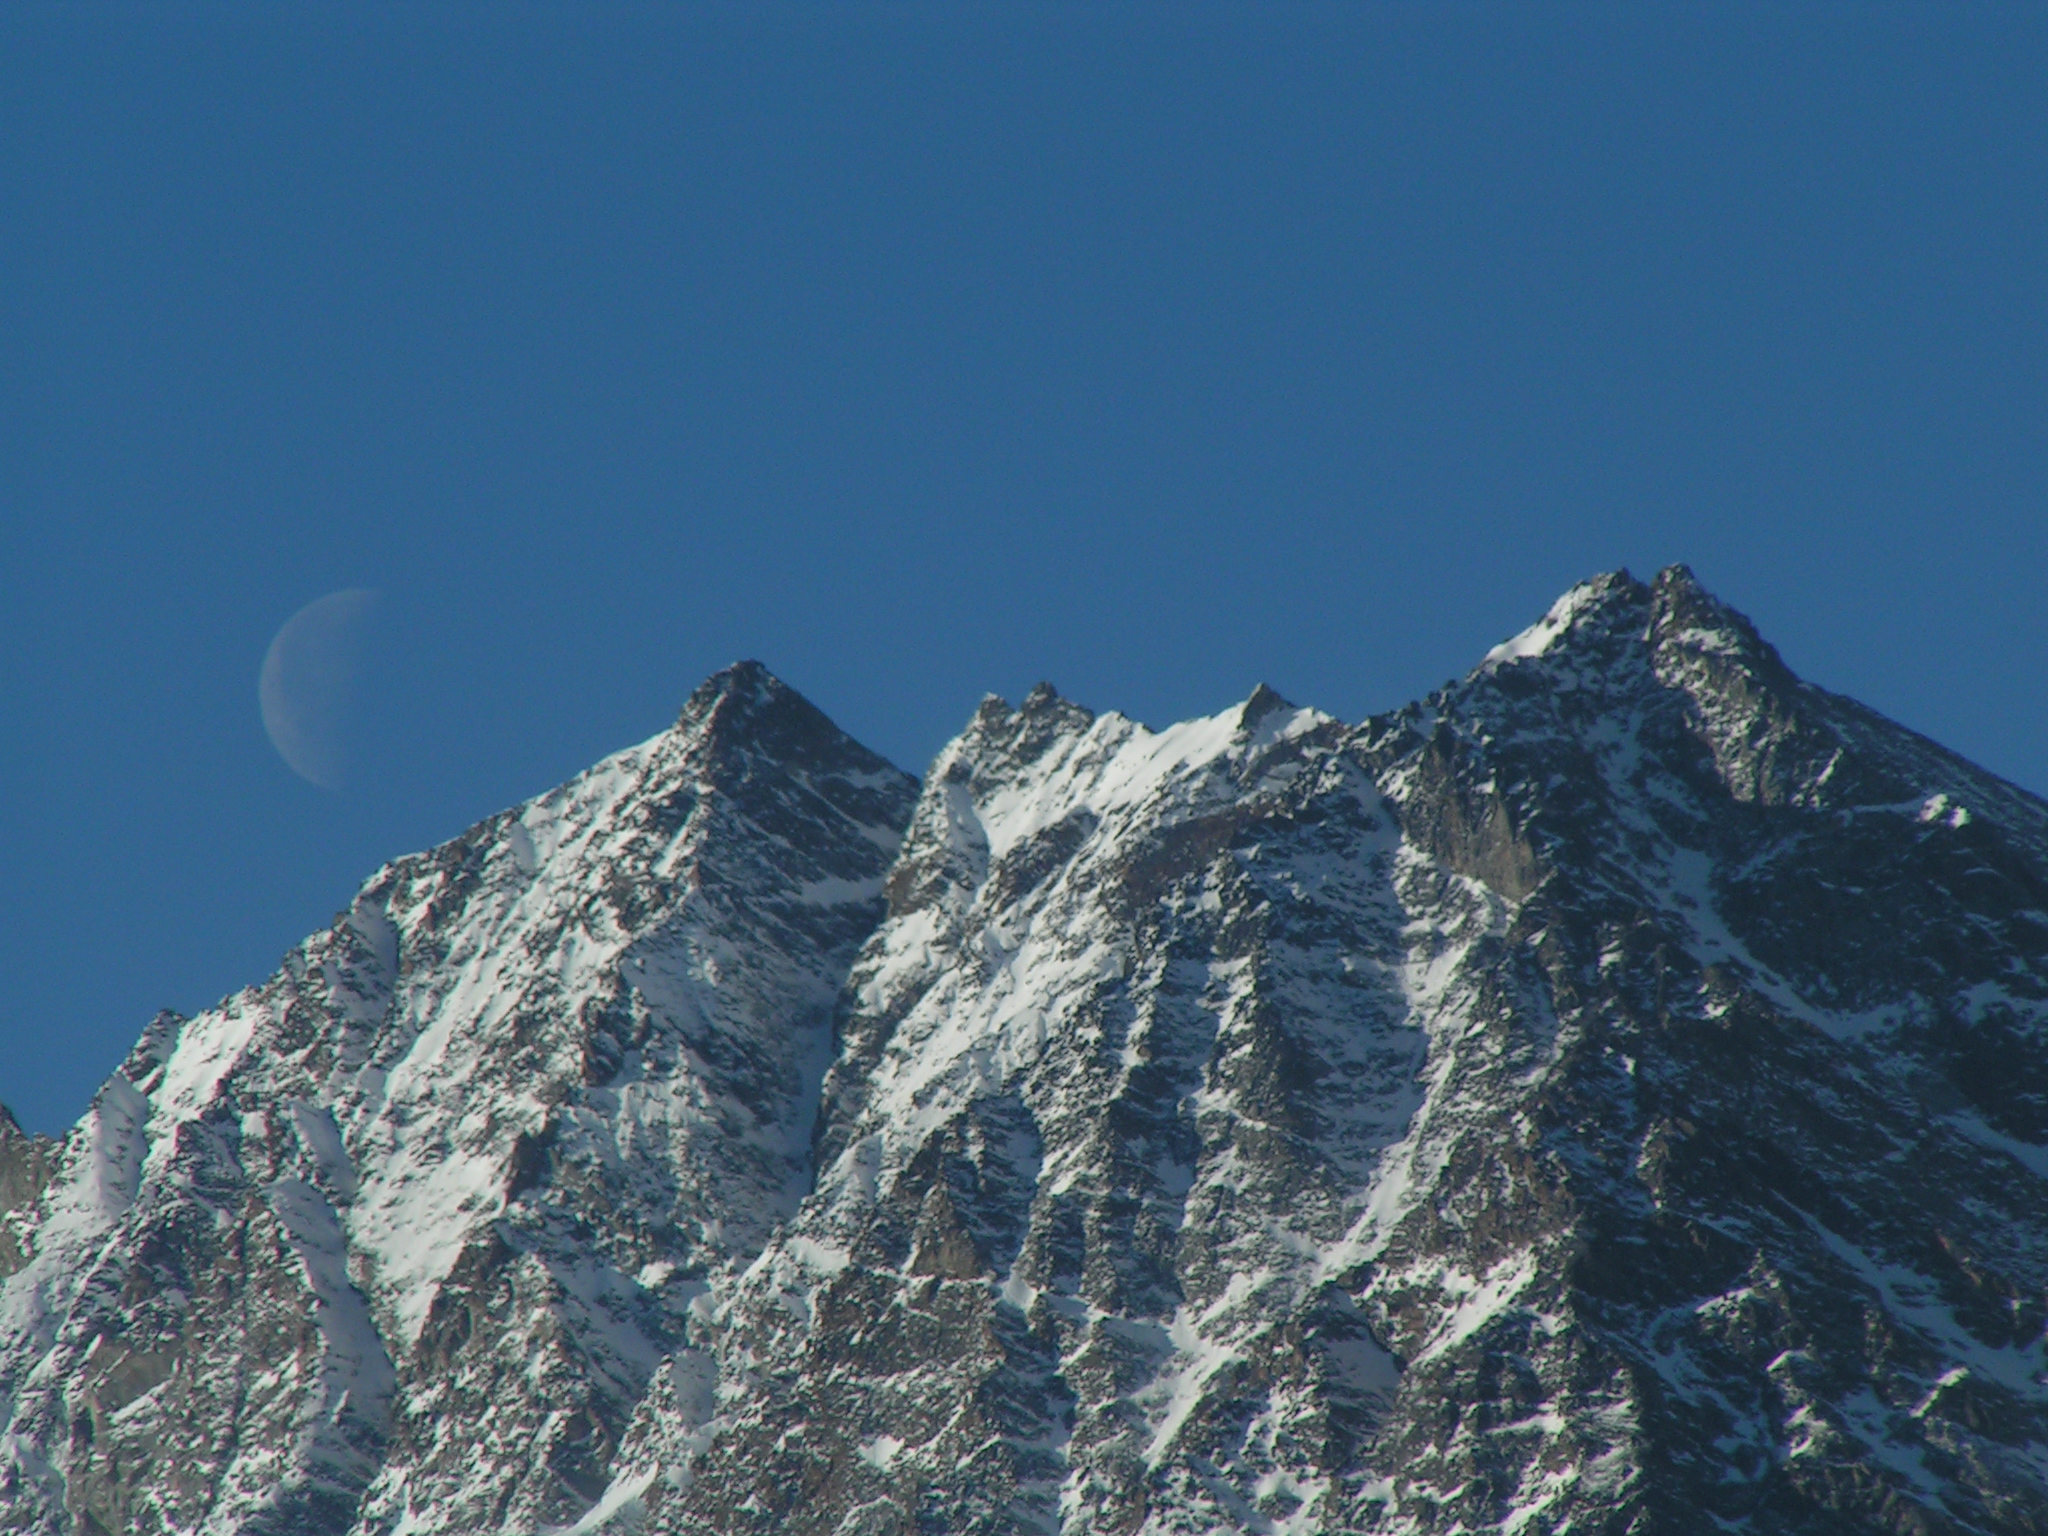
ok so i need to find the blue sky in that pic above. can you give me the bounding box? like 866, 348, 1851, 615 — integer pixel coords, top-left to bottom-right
4, 6, 2045, 1134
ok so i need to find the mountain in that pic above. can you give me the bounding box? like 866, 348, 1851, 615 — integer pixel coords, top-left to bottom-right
4, 568, 2045, 1535
0, 664, 919, 1535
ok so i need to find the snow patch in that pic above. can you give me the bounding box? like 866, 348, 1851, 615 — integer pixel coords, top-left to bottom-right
1479, 580, 1607, 671
857, 1434, 905, 1470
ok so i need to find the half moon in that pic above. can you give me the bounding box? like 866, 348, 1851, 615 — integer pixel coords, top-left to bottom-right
259, 589, 379, 790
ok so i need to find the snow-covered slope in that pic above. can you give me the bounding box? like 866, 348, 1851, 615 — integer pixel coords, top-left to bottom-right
5, 569, 2046, 1535
0, 663, 917, 1536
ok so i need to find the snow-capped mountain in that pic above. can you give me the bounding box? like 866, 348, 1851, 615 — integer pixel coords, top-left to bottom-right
4, 568, 2045, 1534
0, 665, 918, 1535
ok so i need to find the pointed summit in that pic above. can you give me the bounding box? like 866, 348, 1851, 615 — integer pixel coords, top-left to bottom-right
1475, 564, 1786, 686
678, 659, 876, 759
663, 662, 916, 841
1642, 561, 1791, 673
1238, 681, 1295, 728
1448, 564, 1863, 808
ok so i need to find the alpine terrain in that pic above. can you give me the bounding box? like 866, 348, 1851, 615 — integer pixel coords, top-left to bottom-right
2, 566, 2044, 1536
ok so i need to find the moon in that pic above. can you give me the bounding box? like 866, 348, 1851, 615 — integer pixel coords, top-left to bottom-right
259, 589, 379, 790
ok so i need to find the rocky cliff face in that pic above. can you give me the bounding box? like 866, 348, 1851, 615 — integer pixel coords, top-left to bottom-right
4, 569, 2045, 1535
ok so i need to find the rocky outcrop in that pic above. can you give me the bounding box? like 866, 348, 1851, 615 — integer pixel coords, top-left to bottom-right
0, 1106, 56, 1279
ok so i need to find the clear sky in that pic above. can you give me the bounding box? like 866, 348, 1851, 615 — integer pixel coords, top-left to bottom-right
4, 6, 2045, 1135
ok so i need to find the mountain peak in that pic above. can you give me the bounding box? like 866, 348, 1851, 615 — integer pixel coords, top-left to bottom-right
1468, 566, 1804, 724
675, 657, 800, 735
1475, 565, 1782, 678
953, 681, 1097, 773
671, 660, 909, 791
1240, 680, 1294, 726
1643, 560, 1786, 670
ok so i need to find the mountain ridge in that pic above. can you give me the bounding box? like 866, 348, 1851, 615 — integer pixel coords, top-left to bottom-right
3, 566, 2045, 1535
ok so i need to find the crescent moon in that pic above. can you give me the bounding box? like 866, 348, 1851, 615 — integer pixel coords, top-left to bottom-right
259, 589, 379, 790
